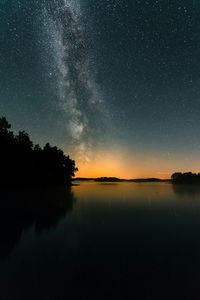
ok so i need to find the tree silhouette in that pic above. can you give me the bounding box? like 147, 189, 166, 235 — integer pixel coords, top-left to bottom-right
16, 130, 33, 150
171, 172, 200, 184
0, 116, 78, 185
0, 117, 11, 134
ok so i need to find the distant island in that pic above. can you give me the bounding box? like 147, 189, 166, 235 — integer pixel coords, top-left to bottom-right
73, 177, 170, 183
74, 175, 200, 184
0, 117, 78, 185
94, 177, 169, 182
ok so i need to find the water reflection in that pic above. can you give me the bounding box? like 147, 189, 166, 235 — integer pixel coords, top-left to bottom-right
172, 183, 200, 196
1, 182, 200, 300
0, 186, 75, 259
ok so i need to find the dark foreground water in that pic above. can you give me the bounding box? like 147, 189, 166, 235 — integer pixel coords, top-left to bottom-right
1, 181, 200, 300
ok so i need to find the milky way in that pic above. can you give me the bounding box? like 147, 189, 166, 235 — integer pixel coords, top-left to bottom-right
2, 0, 200, 177
39, 0, 108, 161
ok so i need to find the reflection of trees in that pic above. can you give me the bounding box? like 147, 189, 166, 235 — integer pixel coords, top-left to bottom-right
172, 184, 200, 196
0, 186, 75, 259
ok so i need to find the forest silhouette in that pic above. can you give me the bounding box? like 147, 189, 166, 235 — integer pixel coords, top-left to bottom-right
0, 117, 78, 185
171, 172, 200, 184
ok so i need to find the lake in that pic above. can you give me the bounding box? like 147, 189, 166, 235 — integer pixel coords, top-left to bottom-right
0, 181, 200, 299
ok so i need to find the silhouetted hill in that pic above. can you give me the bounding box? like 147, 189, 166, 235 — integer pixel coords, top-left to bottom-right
130, 178, 170, 183
0, 117, 78, 185
94, 177, 123, 182
74, 177, 170, 182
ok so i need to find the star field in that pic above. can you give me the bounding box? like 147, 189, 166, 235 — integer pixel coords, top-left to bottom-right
1, 0, 200, 177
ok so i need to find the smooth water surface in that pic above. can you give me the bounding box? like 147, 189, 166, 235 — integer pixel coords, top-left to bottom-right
1, 182, 200, 300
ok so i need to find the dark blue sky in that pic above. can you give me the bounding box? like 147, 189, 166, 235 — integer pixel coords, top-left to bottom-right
1, 0, 200, 177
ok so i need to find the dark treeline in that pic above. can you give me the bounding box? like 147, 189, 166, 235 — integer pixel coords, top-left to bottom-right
0, 117, 78, 185
94, 177, 168, 182
94, 177, 123, 182
171, 172, 200, 184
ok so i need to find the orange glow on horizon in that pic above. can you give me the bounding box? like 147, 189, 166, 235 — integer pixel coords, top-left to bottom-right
74, 152, 172, 179
76, 167, 171, 180
75, 154, 127, 178
72, 149, 200, 180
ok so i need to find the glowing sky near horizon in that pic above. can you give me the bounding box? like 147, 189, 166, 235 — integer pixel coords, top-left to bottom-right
1, 0, 200, 178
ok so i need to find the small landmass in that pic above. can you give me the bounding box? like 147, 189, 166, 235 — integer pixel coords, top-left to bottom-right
74, 177, 170, 183
171, 172, 200, 184
94, 177, 124, 182
72, 177, 95, 181
129, 178, 170, 182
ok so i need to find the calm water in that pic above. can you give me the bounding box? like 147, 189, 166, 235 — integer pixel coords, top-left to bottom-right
1, 181, 200, 299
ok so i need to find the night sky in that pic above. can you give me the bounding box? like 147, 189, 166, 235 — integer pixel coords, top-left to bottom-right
1, 0, 200, 178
